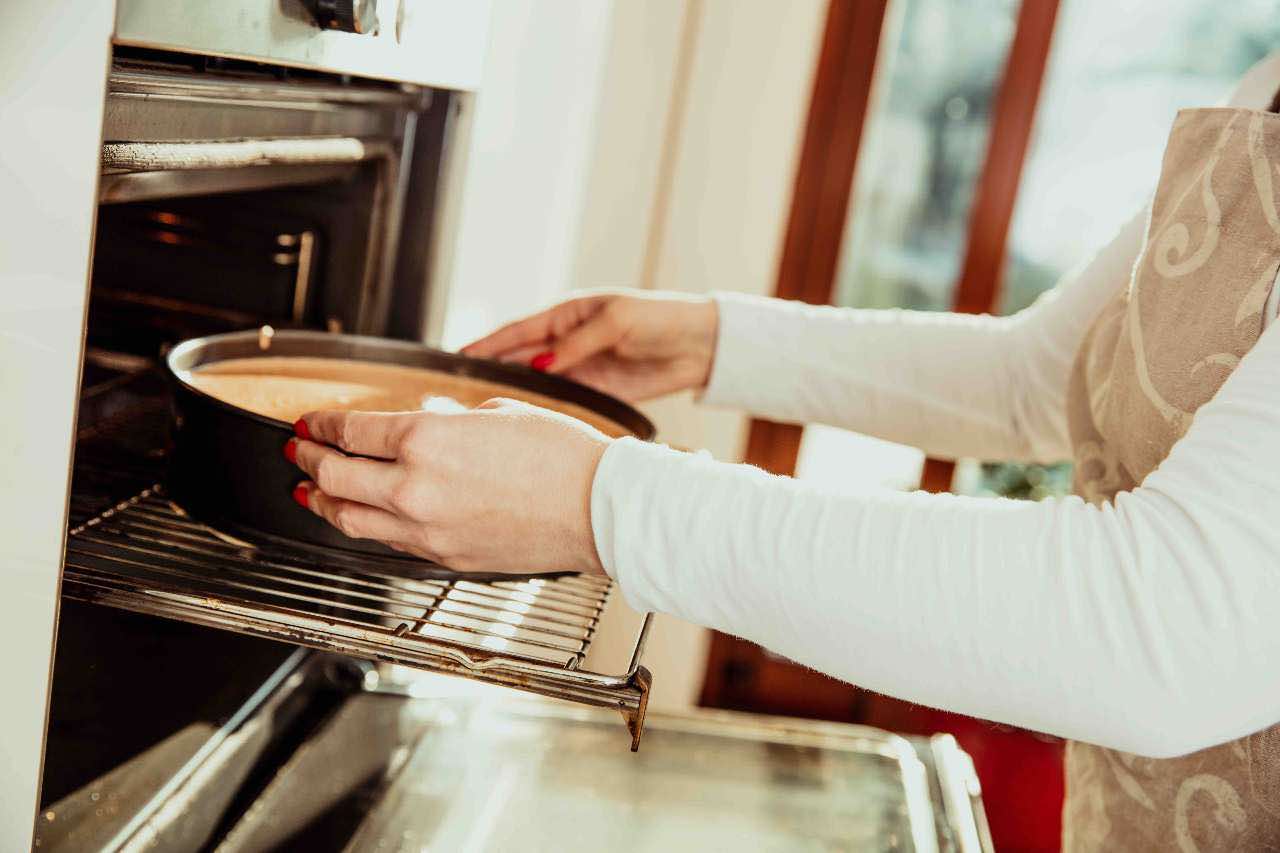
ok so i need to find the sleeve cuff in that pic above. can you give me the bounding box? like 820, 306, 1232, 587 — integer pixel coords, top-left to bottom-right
590, 437, 671, 583
589, 436, 705, 613
589, 438, 629, 583
700, 291, 791, 409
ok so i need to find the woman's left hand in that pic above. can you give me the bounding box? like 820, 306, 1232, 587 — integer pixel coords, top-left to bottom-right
284, 399, 611, 575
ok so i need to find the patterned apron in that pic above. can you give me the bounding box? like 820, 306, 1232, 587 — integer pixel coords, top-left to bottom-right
1062, 108, 1280, 851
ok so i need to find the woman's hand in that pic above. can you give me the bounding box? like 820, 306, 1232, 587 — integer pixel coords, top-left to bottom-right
461, 290, 718, 403
284, 399, 611, 575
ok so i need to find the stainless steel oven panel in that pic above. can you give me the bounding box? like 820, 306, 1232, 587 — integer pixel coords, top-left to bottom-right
104, 69, 419, 144
114, 0, 493, 91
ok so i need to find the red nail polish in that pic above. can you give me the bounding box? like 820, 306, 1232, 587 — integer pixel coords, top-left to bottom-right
293, 419, 311, 440
531, 351, 555, 371
283, 439, 298, 464
292, 483, 310, 509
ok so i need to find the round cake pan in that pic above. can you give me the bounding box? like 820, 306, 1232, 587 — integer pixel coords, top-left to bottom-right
163, 328, 654, 575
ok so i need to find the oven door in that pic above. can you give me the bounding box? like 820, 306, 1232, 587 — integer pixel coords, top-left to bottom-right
0, 6, 116, 848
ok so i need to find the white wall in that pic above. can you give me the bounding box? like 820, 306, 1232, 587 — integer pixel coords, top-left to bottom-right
625, 0, 826, 464
580, 0, 826, 711
439, 0, 825, 710
438, 0, 616, 351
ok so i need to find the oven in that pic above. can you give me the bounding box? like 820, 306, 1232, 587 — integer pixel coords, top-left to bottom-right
3, 3, 990, 850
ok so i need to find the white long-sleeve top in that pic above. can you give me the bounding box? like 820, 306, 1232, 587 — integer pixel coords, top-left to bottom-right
590, 54, 1280, 759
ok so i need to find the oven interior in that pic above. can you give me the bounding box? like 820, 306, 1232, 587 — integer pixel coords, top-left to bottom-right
92, 186, 347, 353
38, 49, 652, 850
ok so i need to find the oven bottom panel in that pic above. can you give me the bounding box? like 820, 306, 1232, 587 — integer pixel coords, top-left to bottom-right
213, 691, 990, 852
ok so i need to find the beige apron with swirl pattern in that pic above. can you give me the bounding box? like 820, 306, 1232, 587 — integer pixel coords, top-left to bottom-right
1062, 108, 1280, 851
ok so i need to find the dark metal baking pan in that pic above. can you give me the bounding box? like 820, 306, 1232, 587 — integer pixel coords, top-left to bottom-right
163, 328, 654, 575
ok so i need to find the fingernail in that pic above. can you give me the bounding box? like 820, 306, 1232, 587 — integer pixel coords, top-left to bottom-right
531, 351, 555, 371
292, 483, 310, 509
293, 418, 311, 440
283, 438, 298, 464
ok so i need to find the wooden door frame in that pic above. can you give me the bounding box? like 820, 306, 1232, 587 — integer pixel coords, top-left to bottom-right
702, 0, 1062, 709
700, 0, 890, 711
743, 0, 1061, 486
738, 0, 890, 478
920, 0, 1061, 490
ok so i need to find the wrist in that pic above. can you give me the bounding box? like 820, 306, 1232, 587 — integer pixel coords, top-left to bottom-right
579, 437, 611, 576
685, 297, 720, 391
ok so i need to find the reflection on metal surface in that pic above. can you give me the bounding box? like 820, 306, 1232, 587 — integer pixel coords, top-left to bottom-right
35, 650, 310, 852
203, 691, 974, 852
330, 699, 969, 853
36, 724, 215, 851
214, 694, 434, 852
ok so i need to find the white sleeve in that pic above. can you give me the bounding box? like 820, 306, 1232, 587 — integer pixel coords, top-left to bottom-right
702, 207, 1147, 464
593, 320, 1280, 758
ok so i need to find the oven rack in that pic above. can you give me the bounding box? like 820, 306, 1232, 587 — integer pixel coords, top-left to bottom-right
64, 367, 652, 748
63, 488, 653, 748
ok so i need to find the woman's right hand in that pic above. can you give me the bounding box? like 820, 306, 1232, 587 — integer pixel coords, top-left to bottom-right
461, 290, 719, 403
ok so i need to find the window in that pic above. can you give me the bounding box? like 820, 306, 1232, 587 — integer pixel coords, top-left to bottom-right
970, 0, 1280, 500
797, 0, 1280, 498
796, 0, 1019, 492
1001, 0, 1280, 316
836, 0, 1019, 314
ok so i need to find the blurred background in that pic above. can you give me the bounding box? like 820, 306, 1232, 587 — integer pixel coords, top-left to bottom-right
431, 2, 1280, 848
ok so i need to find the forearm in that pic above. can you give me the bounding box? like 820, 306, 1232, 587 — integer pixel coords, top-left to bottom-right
704, 293, 1047, 460
595, 324, 1280, 757
702, 207, 1148, 464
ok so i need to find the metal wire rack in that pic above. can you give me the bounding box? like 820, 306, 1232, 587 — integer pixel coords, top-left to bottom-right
64, 367, 653, 748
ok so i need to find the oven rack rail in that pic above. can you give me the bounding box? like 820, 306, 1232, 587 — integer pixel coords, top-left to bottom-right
63, 486, 653, 749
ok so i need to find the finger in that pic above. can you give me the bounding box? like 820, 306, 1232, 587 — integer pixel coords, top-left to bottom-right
290, 439, 402, 510
561, 362, 627, 397
461, 313, 554, 359
491, 343, 547, 366
296, 481, 426, 548
385, 540, 439, 561
297, 410, 415, 458
543, 312, 624, 373
563, 358, 670, 403
461, 295, 609, 359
